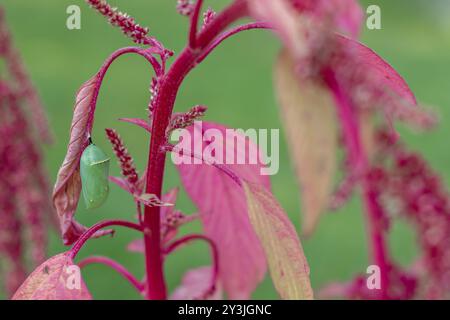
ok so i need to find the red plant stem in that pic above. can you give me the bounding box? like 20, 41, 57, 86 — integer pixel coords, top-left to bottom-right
164, 234, 219, 297
86, 47, 162, 134
323, 69, 390, 299
197, 22, 272, 64
142, 0, 248, 300
69, 220, 143, 259
189, 0, 204, 48
78, 256, 144, 293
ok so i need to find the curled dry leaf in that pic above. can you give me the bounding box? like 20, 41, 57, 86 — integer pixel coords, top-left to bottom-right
171, 266, 222, 300
12, 253, 92, 300
243, 181, 313, 300
53, 75, 111, 245
136, 193, 174, 207
275, 50, 337, 236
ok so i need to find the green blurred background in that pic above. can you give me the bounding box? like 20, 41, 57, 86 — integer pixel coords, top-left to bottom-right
1, 0, 450, 299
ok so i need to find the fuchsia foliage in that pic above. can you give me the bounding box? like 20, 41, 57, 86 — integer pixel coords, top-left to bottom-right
0, 6, 52, 297
11, 0, 450, 300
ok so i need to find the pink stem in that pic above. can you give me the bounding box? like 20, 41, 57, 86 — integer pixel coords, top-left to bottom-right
78, 256, 144, 293
164, 234, 219, 298
189, 0, 204, 48
86, 47, 162, 134
197, 22, 272, 63
323, 68, 390, 299
69, 220, 142, 259
141, 0, 249, 300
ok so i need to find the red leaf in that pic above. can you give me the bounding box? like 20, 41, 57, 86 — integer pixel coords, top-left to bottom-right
119, 117, 152, 133
109, 176, 132, 194
336, 35, 417, 107
12, 253, 92, 300
175, 122, 268, 299
171, 266, 222, 300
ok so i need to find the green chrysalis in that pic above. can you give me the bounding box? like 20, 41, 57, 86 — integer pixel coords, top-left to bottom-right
80, 143, 110, 209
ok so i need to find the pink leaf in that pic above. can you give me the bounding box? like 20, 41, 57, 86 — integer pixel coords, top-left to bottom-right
243, 181, 313, 299
171, 266, 222, 300
175, 121, 268, 299
109, 176, 132, 194
331, 35, 435, 128
52, 75, 111, 245
274, 50, 338, 236
12, 253, 92, 300
119, 117, 152, 133
336, 35, 417, 107
291, 0, 363, 38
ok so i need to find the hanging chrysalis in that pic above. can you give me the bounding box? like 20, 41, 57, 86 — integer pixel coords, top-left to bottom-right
80, 142, 110, 209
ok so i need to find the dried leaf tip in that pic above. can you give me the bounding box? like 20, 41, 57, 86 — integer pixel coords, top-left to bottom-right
105, 128, 139, 190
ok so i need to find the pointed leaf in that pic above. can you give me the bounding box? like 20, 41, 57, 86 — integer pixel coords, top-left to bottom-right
12, 253, 92, 300
119, 118, 152, 133
275, 50, 337, 236
109, 176, 132, 194
243, 181, 313, 300
175, 121, 268, 299
171, 266, 222, 300
336, 35, 417, 107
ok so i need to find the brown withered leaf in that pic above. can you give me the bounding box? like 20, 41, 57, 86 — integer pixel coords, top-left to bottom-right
12, 253, 92, 300
53, 75, 111, 245
274, 50, 338, 237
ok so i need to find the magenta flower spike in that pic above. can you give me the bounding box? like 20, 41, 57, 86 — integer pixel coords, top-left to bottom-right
0, 6, 53, 298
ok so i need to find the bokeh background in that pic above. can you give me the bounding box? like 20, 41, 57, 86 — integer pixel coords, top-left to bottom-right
1, 0, 450, 299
